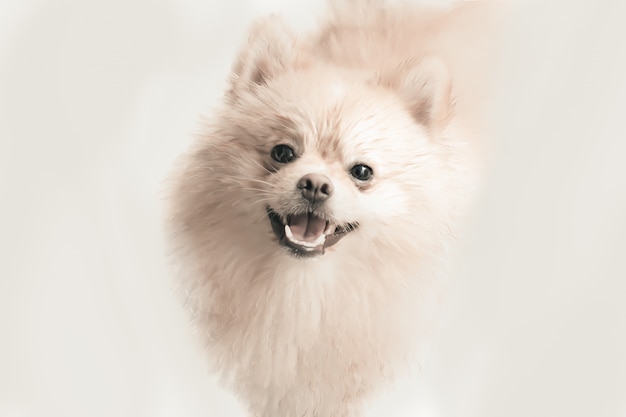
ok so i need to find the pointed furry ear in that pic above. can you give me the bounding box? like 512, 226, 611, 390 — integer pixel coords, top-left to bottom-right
228, 16, 304, 98
387, 57, 454, 134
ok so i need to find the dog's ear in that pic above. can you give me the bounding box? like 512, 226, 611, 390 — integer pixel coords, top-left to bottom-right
383, 56, 454, 135
228, 16, 305, 98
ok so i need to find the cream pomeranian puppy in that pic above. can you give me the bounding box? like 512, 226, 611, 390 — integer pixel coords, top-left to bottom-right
166, 2, 500, 416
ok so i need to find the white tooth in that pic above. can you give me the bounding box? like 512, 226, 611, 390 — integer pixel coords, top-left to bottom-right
311, 233, 326, 247
299, 234, 325, 250
285, 224, 293, 241
324, 223, 335, 235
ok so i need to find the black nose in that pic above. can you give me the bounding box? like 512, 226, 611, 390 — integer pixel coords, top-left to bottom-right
297, 173, 334, 203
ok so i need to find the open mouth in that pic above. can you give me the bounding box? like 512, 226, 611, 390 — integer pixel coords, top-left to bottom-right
267, 208, 358, 257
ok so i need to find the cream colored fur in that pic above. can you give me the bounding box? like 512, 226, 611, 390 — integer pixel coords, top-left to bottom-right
166, 2, 500, 416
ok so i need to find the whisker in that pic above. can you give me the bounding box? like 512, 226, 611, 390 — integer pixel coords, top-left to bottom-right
246, 158, 275, 176
226, 176, 277, 189
240, 187, 273, 194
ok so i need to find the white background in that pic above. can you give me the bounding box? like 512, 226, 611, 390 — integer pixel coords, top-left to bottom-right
1, 1, 625, 416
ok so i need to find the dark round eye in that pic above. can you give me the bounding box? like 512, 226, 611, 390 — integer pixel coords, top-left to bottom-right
350, 164, 373, 181
271, 144, 296, 164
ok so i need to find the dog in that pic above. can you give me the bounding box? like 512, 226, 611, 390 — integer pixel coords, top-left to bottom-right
166, 2, 500, 416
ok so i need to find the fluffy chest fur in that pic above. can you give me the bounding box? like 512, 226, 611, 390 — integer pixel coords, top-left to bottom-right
188, 240, 435, 417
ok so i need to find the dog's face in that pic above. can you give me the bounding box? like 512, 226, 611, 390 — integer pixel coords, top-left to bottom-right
225, 68, 440, 259
218, 78, 455, 261
179, 17, 456, 261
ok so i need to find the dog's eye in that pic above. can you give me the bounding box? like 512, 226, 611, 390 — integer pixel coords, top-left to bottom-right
350, 164, 373, 181
271, 144, 296, 164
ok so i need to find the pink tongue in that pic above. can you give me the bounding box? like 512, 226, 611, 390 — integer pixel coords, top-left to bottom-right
289, 213, 327, 242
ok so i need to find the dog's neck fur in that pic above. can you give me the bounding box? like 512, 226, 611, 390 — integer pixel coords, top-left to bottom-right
178, 213, 441, 417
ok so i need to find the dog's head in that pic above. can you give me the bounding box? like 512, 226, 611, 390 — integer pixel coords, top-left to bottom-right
175, 17, 461, 262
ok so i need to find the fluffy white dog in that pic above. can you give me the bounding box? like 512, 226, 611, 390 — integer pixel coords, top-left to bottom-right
166, 2, 500, 416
